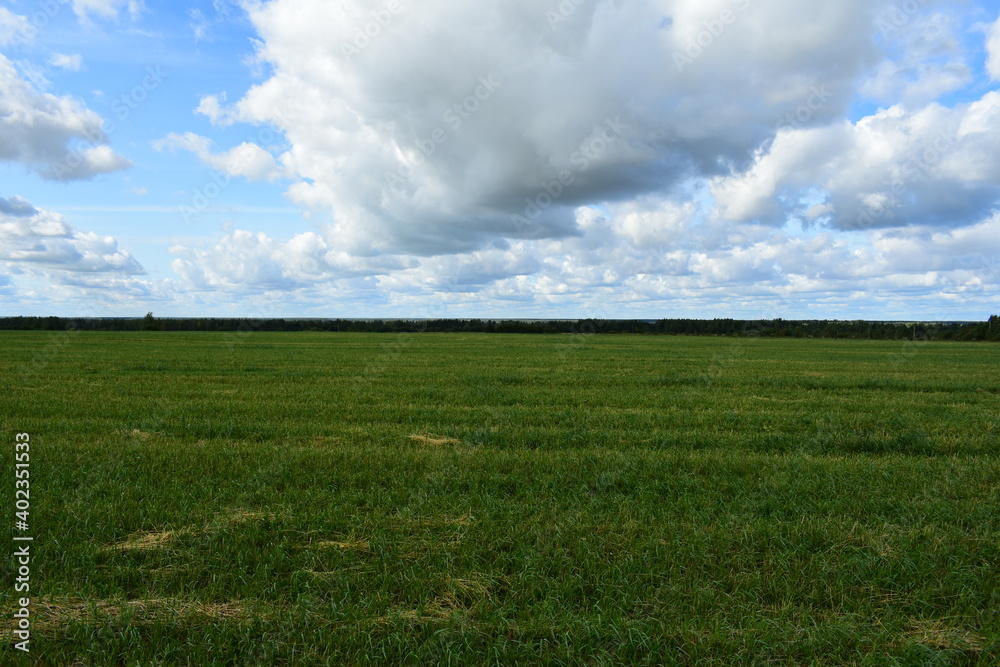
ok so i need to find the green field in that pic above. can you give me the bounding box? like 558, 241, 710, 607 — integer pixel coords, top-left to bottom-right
2, 331, 999, 664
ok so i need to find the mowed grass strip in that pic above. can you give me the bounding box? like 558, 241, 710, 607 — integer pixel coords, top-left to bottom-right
1, 332, 998, 664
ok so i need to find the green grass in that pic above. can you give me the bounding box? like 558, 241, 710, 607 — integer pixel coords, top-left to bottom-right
1, 332, 998, 664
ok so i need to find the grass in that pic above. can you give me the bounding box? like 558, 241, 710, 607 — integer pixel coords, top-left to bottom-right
1, 331, 998, 664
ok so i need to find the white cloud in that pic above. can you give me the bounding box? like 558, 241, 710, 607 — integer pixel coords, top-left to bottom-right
0, 54, 130, 180
34, 145, 133, 182
195, 93, 233, 126
12, 0, 998, 320
152, 131, 211, 155
988, 15, 1000, 80
50, 53, 84, 72
860, 10, 969, 107
0, 195, 38, 217
0, 196, 145, 279
207, 142, 284, 182
212, 0, 882, 256
73, 0, 143, 23
169, 229, 410, 293
189, 8, 209, 41
710, 92, 1000, 231
159, 197, 999, 319
153, 132, 285, 182
0, 8, 31, 46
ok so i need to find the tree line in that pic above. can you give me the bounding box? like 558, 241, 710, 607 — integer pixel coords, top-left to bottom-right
0, 314, 997, 341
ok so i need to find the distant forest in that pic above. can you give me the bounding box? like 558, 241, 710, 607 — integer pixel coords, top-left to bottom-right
1, 315, 998, 341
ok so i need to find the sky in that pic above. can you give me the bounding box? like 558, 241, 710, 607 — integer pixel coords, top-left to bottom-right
1, 0, 999, 320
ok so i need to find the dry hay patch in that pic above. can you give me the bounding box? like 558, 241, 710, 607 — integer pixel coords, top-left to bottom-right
398, 597, 466, 624
389, 514, 474, 560
384, 574, 499, 626
313, 538, 370, 551
442, 573, 500, 607
905, 619, 986, 654
105, 508, 281, 553
389, 513, 474, 529
0, 597, 269, 639
409, 433, 463, 446
841, 523, 907, 559
106, 528, 194, 553
214, 508, 281, 525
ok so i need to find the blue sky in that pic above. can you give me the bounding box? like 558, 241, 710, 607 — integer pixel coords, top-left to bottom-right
1, 0, 999, 320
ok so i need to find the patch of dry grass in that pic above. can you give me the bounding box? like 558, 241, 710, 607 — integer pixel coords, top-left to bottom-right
313, 538, 370, 551
105, 508, 281, 553
107, 528, 193, 552
0, 597, 270, 640
409, 433, 463, 446
905, 619, 986, 653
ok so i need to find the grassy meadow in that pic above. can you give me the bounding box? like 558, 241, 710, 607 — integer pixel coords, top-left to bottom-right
1, 331, 999, 664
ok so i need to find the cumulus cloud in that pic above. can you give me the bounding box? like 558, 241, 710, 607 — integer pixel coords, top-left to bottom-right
0, 53, 130, 180
195, 93, 233, 126
518, 204, 1000, 316
162, 199, 999, 319
153, 132, 285, 182
169, 229, 413, 293
209, 0, 882, 256
0, 196, 145, 279
33, 0, 989, 319
196, 0, 1000, 262
0, 195, 38, 217
710, 95, 1000, 231
44, 144, 132, 180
